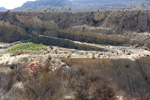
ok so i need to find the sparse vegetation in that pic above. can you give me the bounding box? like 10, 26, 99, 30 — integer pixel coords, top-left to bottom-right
12, 69, 68, 100
0, 57, 119, 100
68, 64, 117, 100
82, 25, 86, 32
6, 42, 48, 53
0, 56, 150, 99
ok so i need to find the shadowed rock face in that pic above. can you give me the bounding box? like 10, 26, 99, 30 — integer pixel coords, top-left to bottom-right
0, 10, 150, 47
0, 21, 29, 42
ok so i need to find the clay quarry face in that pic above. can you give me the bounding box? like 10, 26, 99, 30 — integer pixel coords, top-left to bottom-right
0, 2, 150, 99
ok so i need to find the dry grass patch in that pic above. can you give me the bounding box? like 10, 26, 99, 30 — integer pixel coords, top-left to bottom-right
139, 90, 150, 100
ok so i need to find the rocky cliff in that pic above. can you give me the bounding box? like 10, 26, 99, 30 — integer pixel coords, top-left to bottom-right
0, 10, 150, 48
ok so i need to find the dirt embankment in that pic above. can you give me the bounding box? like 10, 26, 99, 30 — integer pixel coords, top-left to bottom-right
62, 57, 150, 97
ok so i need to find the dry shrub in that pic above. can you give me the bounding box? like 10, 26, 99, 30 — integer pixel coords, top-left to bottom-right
139, 90, 150, 100
68, 64, 117, 100
122, 94, 133, 100
69, 75, 91, 100
3, 57, 118, 100
0, 73, 14, 93
0, 63, 25, 93
11, 68, 68, 100
9, 56, 70, 100
0, 63, 27, 100
69, 75, 117, 100
9, 89, 28, 100
89, 79, 116, 100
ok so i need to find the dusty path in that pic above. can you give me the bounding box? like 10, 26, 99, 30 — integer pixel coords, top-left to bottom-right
0, 40, 28, 50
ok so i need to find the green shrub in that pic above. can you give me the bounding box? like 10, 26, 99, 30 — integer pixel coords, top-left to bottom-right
6, 42, 48, 53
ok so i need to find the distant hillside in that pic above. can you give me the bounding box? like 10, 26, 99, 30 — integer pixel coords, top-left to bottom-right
14, 0, 150, 11
0, 7, 7, 11
14, 0, 71, 11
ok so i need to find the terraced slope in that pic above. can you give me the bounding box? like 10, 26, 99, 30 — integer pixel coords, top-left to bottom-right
0, 10, 150, 48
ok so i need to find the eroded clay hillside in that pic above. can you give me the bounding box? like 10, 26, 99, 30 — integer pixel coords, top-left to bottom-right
0, 9, 150, 47
1, 10, 150, 100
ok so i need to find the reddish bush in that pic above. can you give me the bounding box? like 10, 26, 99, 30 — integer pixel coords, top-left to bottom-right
26, 61, 57, 76
26, 61, 46, 76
